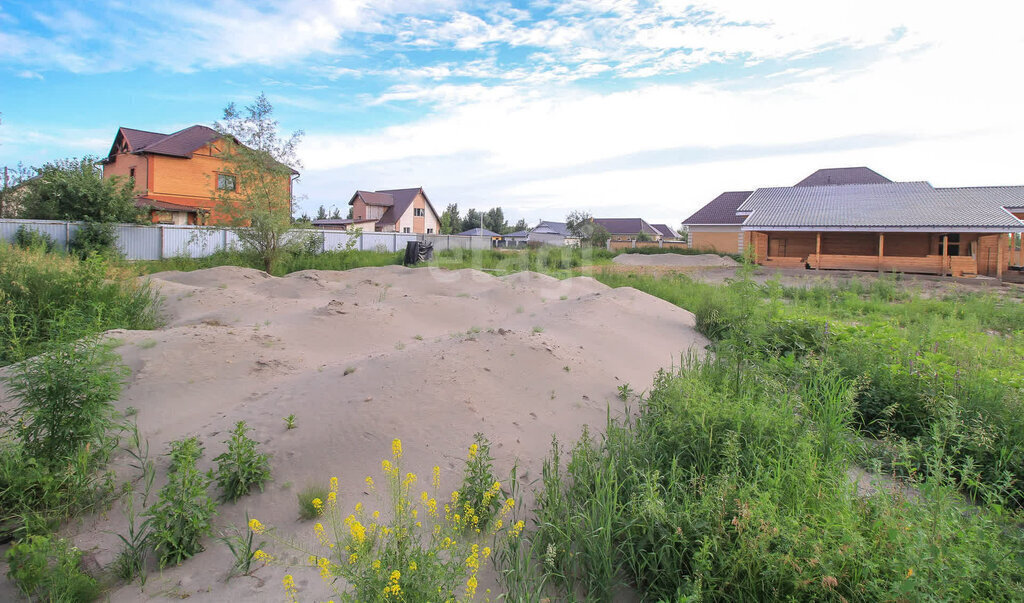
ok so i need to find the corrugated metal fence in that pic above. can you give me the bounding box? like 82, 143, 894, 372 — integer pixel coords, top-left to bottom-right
0, 219, 492, 260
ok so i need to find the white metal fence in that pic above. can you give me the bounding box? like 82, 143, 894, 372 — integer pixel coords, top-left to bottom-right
0, 219, 492, 261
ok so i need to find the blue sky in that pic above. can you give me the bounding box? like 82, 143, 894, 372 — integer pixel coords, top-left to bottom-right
2, 0, 1023, 227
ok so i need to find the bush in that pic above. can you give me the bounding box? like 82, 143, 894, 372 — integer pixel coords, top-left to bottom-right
457, 433, 503, 529
5, 534, 100, 602
146, 437, 216, 567
296, 484, 329, 520
14, 226, 56, 252
70, 221, 119, 259
4, 337, 125, 465
214, 421, 271, 502
0, 242, 159, 365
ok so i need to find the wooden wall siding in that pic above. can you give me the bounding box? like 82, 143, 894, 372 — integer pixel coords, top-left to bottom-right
103, 153, 149, 194
977, 234, 1009, 277
752, 232, 768, 262
884, 233, 932, 256
767, 232, 816, 258
1010, 233, 1023, 268
807, 254, 977, 277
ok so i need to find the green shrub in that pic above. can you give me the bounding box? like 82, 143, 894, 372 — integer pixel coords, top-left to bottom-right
214, 421, 271, 502
0, 243, 159, 365
14, 226, 56, 252
4, 337, 125, 465
146, 437, 216, 567
70, 221, 119, 259
5, 534, 100, 602
296, 484, 328, 520
456, 433, 503, 529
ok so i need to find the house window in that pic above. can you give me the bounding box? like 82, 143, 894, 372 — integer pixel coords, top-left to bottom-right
414, 208, 425, 217
217, 174, 237, 191
403, 227, 411, 233
427, 228, 434, 234
154, 211, 174, 224
939, 234, 961, 256
129, 167, 136, 180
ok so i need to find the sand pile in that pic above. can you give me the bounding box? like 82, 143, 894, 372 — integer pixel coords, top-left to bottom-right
1, 265, 706, 602
612, 253, 739, 267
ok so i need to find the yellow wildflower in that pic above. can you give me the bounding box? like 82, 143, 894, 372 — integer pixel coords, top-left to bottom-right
468, 443, 478, 460
403, 472, 417, 488
349, 553, 358, 564
312, 498, 324, 514
409, 561, 418, 571
330, 476, 339, 493
392, 438, 403, 458
432, 465, 441, 489
253, 549, 271, 563
510, 520, 525, 538
466, 574, 479, 598
327, 491, 337, 506
355, 502, 363, 513
372, 559, 382, 571
248, 518, 265, 534
366, 475, 375, 489
907, 568, 914, 578
373, 510, 381, 520
318, 557, 332, 580
382, 459, 392, 474
483, 547, 491, 559
282, 574, 298, 603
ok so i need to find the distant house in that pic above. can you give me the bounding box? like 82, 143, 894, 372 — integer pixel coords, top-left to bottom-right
459, 227, 502, 238
592, 218, 662, 241
528, 221, 579, 246
684, 167, 895, 254
101, 125, 298, 226
686, 166, 1024, 277
650, 223, 681, 240
314, 188, 441, 234
501, 229, 530, 248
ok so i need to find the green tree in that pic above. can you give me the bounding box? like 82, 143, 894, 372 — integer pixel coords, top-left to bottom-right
213, 93, 303, 273
19, 157, 138, 222
512, 218, 529, 232
461, 208, 482, 233
1, 162, 35, 218
483, 207, 507, 233
315, 205, 328, 220
565, 210, 609, 247
440, 203, 460, 234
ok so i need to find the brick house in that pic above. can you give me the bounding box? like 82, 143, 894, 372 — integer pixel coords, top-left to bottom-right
101, 125, 297, 225
313, 188, 441, 234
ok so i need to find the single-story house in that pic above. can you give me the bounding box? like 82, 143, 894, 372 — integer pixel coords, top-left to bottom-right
592, 218, 662, 241
684, 167, 893, 254
528, 221, 579, 246
651, 223, 681, 240
501, 229, 530, 247
314, 187, 441, 234
459, 227, 502, 242
741, 180, 1024, 277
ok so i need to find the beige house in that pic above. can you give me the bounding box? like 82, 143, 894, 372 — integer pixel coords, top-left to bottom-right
313, 187, 441, 234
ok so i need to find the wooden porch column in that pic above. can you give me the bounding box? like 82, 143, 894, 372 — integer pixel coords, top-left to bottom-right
997, 236, 1004, 279
878, 233, 884, 273
942, 235, 948, 277
815, 232, 821, 270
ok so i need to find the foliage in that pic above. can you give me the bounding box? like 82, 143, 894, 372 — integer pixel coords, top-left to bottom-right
219, 512, 267, 578
5, 534, 100, 602
254, 438, 520, 602
284, 414, 297, 429
502, 355, 1024, 602
213, 92, 303, 273
297, 484, 329, 520
483, 207, 508, 234
213, 421, 272, 502
18, 156, 140, 222
0, 242, 160, 365
135, 245, 399, 277
112, 488, 153, 584
456, 434, 503, 530
13, 226, 56, 252
564, 210, 610, 246
70, 221, 120, 259
4, 336, 125, 466
146, 436, 216, 567
1, 161, 35, 218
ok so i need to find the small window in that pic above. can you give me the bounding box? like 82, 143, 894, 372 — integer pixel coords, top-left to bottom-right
154, 211, 173, 224
403, 227, 411, 233
427, 228, 434, 234
217, 174, 237, 191
414, 208, 425, 217
129, 167, 136, 179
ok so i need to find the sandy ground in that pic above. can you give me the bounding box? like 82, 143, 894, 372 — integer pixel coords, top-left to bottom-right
611, 253, 739, 268
0, 265, 707, 602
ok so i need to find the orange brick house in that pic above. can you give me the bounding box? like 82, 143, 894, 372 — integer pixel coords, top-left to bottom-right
101, 125, 298, 225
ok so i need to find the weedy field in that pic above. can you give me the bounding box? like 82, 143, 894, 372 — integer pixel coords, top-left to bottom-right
1, 241, 1023, 602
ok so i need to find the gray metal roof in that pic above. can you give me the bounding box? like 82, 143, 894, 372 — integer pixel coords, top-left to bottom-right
741, 182, 1024, 231
794, 167, 892, 187
683, 191, 752, 225
533, 220, 571, 236
593, 217, 660, 235
459, 227, 501, 237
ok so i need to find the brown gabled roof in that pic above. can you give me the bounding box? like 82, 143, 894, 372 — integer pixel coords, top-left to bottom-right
139, 125, 221, 158
794, 167, 891, 187
135, 195, 207, 212
683, 191, 752, 225
593, 218, 660, 235
350, 190, 396, 207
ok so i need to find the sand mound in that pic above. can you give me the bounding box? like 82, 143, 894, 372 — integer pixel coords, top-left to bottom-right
10, 266, 707, 602
612, 253, 739, 267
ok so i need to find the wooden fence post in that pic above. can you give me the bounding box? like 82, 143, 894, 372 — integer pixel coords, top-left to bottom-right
878, 233, 884, 273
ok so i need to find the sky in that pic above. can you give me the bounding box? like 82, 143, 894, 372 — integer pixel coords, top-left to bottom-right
2, 0, 1024, 228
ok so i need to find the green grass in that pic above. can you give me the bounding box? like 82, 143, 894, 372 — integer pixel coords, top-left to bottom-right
424, 247, 616, 275
0, 243, 160, 365
133, 248, 403, 276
